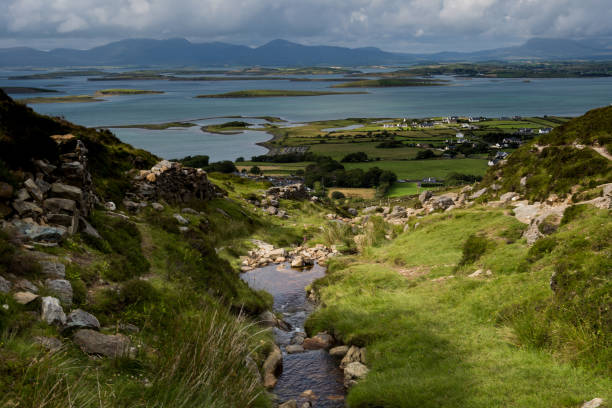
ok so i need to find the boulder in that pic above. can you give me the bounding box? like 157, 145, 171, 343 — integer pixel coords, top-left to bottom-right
15, 188, 30, 201
266, 206, 278, 215
50, 183, 82, 201
469, 188, 488, 200
63, 309, 101, 333
343, 362, 369, 388
173, 214, 189, 225
500, 192, 519, 203
340, 345, 363, 368
79, 216, 102, 239
33, 159, 57, 175
348, 208, 358, 216
151, 202, 164, 211
0, 182, 13, 199
104, 202, 117, 211
43, 198, 76, 214
12, 221, 67, 242
45, 279, 73, 304
581, 398, 605, 408
33, 336, 62, 351
181, 207, 198, 215
263, 344, 282, 389
24, 178, 44, 202
41, 296, 66, 325
329, 345, 349, 358
73, 329, 131, 358
419, 190, 432, 204
0, 276, 11, 294
300, 390, 317, 399
291, 257, 304, 268
303, 332, 333, 350
433, 196, 455, 210
268, 248, 287, 258
286, 344, 305, 354
15, 278, 38, 293
12, 200, 43, 216
40, 261, 66, 278
13, 291, 39, 305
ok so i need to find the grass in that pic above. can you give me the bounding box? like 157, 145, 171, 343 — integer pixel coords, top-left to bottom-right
328, 188, 376, 199
344, 159, 489, 180
196, 89, 368, 98
386, 182, 436, 197
309, 142, 421, 161
306, 207, 612, 407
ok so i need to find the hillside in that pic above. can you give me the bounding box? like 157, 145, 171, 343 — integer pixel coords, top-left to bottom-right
0, 92, 610, 408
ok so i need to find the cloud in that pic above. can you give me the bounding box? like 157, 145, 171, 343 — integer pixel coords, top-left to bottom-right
1, 0, 611, 51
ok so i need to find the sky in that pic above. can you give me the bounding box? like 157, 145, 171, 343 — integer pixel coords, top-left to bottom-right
1, 0, 611, 52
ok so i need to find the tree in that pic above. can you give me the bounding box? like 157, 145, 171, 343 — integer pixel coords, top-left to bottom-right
249, 166, 261, 175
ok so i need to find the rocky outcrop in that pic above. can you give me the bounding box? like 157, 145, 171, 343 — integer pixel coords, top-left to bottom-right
130, 160, 223, 204
73, 329, 131, 358
41, 296, 66, 325
45, 279, 73, 305
1, 135, 98, 243
266, 184, 308, 201
241, 241, 337, 271
63, 309, 101, 333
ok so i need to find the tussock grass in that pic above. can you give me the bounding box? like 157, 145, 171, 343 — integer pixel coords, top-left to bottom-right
307, 206, 612, 407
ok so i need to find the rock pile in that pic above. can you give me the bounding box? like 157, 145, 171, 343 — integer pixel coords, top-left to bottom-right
129, 160, 224, 205
1, 135, 98, 243
240, 241, 338, 271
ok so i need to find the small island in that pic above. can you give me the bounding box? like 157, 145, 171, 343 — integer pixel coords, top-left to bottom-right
196, 89, 368, 98
1, 87, 59, 94
100, 122, 195, 130
201, 121, 252, 134
17, 95, 104, 104
331, 78, 448, 88
95, 89, 165, 95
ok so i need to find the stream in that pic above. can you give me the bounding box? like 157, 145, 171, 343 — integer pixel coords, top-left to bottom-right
241, 262, 346, 407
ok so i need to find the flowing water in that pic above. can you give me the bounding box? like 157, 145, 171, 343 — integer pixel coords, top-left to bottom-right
241, 263, 346, 407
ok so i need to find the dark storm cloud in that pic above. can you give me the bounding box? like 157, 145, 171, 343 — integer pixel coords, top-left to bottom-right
1, 0, 611, 51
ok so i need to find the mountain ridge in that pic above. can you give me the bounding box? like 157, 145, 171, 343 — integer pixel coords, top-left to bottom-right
1, 37, 612, 67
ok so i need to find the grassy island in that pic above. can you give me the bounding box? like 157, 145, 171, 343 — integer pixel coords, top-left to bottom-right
101, 122, 195, 130
196, 89, 368, 98
331, 78, 448, 88
95, 89, 165, 95
202, 121, 253, 134
18, 95, 104, 104
1, 87, 58, 94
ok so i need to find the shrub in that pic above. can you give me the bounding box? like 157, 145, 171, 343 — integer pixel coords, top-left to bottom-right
120, 279, 159, 305
249, 165, 262, 175
331, 191, 346, 199
207, 161, 237, 173
178, 155, 209, 167
458, 234, 489, 266
527, 237, 557, 262
561, 204, 588, 225
415, 149, 436, 160
341, 152, 369, 162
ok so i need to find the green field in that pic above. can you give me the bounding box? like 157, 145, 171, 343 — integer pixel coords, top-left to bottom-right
309, 142, 421, 160
386, 182, 438, 197
344, 159, 489, 180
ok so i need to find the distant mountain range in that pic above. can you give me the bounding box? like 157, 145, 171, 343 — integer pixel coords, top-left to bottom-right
1, 37, 611, 67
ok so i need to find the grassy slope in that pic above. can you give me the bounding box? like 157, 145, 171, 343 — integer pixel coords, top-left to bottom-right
307, 207, 611, 407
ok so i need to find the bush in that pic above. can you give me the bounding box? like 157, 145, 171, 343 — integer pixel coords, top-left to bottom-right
207, 161, 237, 173
415, 149, 436, 160
120, 279, 159, 305
331, 191, 346, 199
561, 204, 588, 225
527, 237, 557, 261
458, 234, 489, 266
178, 155, 209, 167
249, 166, 262, 175
341, 152, 369, 162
